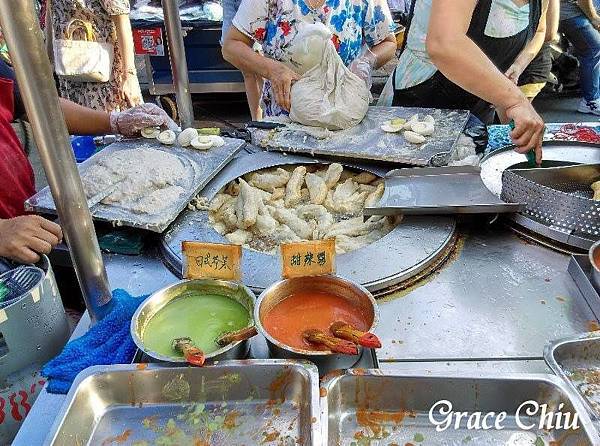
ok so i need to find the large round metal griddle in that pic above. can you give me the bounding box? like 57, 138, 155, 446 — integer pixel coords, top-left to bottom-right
481, 141, 600, 250
160, 152, 457, 294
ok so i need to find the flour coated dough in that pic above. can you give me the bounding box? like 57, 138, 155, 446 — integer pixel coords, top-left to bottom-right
324, 163, 344, 188
82, 147, 188, 214
207, 165, 399, 254
284, 166, 307, 207
289, 41, 370, 130
305, 173, 328, 205
248, 168, 291, 192
235, 179, 260, 229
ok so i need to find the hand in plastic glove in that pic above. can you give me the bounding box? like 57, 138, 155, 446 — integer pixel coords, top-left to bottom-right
109, 103, 179, 137
0, 216, 63, 264
348, 47, 377, 91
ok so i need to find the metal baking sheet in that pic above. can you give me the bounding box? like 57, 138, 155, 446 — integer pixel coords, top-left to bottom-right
569, 255, 600, 321
45, 361, 321, 446
321, 370, 598, 445
251, 107, 470, 166
364, 166, 523, 216
545, 333, 600, 424
26, 138, 244, 233
160, 151, 457, 294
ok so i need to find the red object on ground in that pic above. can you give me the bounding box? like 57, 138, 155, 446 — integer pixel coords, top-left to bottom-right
0, 78, 35, 219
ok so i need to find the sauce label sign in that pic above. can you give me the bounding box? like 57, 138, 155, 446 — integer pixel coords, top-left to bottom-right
182, 242, 242, 281
281, 239, 336, 279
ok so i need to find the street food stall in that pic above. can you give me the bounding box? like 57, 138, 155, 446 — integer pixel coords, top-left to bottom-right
4, 1, 600, 445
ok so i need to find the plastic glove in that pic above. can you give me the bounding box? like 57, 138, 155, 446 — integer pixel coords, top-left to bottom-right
348, 46, 377, 91
109, 103, 179, 137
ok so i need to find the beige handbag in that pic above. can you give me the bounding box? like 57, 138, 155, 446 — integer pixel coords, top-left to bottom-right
53, 19, 114, 82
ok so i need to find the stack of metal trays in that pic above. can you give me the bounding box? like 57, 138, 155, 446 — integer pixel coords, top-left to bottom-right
321, 369, 598, 445
546, 333, 600, 430
502, 164, 600, 250
45, 361, 320, 446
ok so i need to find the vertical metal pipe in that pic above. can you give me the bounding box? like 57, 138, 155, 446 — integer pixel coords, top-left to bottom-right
162, 0, 195, 128
0, 0, 112, 323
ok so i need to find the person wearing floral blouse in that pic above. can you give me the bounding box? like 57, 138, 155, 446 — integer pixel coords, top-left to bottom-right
222, 0, 397, 116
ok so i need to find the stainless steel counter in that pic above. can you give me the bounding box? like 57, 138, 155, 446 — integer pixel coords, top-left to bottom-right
13, 225, 598, 445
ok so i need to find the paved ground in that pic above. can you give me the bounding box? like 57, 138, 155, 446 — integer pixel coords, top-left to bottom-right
26, 88, 595, 191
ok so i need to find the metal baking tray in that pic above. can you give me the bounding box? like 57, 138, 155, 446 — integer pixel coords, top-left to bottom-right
45, 361, 321, 446
569, 255, 600, 320
545, 333, 600, 423
321, 370, 598, 445
26, 138, 244, 233
251, 106, 470, 166
364, 166, 524, 216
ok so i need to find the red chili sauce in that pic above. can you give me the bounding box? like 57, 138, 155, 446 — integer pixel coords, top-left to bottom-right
262, 291, 369, 351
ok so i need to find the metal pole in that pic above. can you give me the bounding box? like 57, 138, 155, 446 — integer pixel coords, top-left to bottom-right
162, 0, 195, 128
0, 0, 112, 323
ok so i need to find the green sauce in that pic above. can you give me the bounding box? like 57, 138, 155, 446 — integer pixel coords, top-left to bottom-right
142, 293, 250, 358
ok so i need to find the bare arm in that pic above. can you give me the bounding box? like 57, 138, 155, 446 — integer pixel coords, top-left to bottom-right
427, 0, 525, 110
546, 0, 560, 41
111, 14, 143, 106
426, 0, 544, 161
59, 99, 111, 135
223, 27, 299, 111
577, 0, 600, 21
506, 0, 549, 83
370, 34, 397, 69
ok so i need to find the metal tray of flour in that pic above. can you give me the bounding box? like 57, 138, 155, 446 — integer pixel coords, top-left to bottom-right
26, 138, 244, 233
45, 361, 321, 446
546, 333, 600, 423
320, 370, 598, 445
251, 106, 470, 166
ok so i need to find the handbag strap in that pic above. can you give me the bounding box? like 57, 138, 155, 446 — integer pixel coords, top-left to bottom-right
65, 19, 95, 41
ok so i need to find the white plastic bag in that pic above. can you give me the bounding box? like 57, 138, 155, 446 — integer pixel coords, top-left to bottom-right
377, 75, 395, 107
289, 40, 370, 130
288, 23, 332, 75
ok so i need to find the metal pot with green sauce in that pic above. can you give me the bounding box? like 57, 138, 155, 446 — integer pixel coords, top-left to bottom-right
131, 279, 255, 363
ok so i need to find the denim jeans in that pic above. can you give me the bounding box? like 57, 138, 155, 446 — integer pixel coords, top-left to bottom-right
560, 14, 600, 101
220, 0, 243, 45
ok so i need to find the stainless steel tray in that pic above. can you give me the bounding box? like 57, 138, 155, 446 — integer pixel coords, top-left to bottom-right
321, 370, 598, 445
364, 166, 523, 216
546, 333, 600, 423
26, 138, 245, 233
569, 255, 600, 320
46, 361, 321, 446
251, 107, 470, 166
